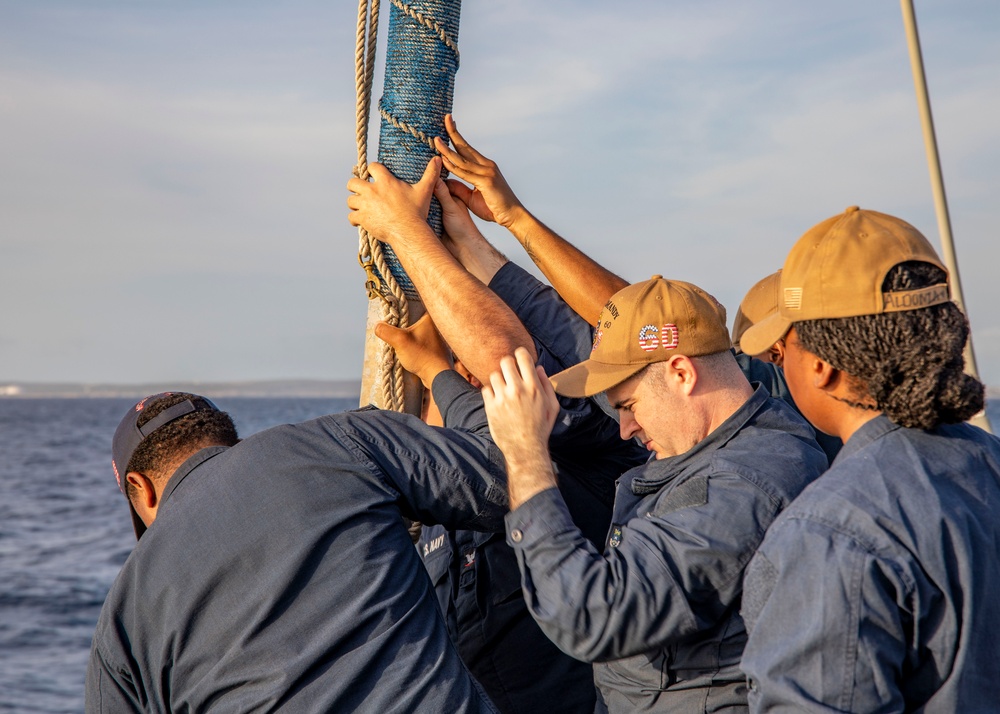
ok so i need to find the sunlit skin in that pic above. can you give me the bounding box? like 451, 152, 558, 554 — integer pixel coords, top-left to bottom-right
606, 354, 753, 460
782, 327, 880, 443
606, 367, 690, 459
484, 349, 754, 508
125, 472, 161, 527
482, 348, 561, 510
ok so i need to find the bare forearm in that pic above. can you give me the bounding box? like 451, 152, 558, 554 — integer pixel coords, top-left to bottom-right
444, 228, 510, 285
392, 223, 536, 384
507, 207, 627, 325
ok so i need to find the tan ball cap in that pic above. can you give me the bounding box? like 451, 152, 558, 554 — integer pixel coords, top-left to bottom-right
740, 207, 949, 357
550, 276, 731, 398
731, 270, 781, 353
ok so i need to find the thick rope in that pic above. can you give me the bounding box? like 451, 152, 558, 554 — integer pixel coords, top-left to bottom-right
388, 0, 460, 62
355, 0, 408, 411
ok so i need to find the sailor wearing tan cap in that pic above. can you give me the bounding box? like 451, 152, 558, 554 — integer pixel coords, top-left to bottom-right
481, 276, 828, 712
738, 207, 1000, 712
731, 271, 784, 364
732, 270, 842, 463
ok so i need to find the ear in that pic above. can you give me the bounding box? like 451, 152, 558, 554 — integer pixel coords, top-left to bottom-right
126, 472, 159, 517
667, 355, 698, 395
767, 340, 786, 367
813, 357, 839, 391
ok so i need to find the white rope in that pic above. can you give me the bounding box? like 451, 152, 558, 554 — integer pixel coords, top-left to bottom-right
354, 0, 409, 412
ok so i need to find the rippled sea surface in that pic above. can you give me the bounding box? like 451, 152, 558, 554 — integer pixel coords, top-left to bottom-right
3, 397, 999, 712
0, 397, 355, 713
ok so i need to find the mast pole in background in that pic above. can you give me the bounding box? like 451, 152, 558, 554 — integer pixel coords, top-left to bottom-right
899, 0, 991, 431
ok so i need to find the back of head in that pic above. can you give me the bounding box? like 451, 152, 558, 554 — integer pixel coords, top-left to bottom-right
125, 393, 239, 477
740, 207, 983, 430
112, 392, 239, 538
795, 262, 983, 429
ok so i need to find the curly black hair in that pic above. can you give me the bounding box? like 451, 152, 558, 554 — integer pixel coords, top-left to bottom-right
794, 261, 984, 430
125, 393, 239, 498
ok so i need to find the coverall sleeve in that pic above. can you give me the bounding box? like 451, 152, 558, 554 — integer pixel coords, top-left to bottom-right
85, 644, 143, 713
506, 472, 779, 662
432, 369, 492, 439
433, 345, 628, 457
488, 261, 595, 369
740, 518, 910, 713
333, 408, 509, 533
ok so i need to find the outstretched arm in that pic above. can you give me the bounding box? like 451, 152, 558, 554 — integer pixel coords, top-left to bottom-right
347, 158, 536, 386
435, 115, 627, 324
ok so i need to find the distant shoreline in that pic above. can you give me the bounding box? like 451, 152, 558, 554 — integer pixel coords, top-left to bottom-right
2, 380, 998, 401
0, 380, 363, 399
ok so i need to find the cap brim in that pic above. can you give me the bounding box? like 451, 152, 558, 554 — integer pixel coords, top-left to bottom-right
550, 359, 647, 398
129, 501, 147, 540
738, 312, 792, 358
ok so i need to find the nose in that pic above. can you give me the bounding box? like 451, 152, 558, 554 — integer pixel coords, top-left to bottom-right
619, 410, 640, 441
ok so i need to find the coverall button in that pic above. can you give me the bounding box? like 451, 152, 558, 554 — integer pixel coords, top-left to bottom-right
510, 529, 523, 543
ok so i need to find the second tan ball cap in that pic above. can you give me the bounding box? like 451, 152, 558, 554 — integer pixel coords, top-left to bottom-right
731, 270, 782, 354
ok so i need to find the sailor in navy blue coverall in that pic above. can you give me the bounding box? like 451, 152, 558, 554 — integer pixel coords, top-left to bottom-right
420, 346, 645, 714
87, 404, 509, 713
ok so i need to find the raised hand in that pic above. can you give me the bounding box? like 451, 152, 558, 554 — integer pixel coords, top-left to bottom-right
374, 314, 452, 389
481, 348, 560, 509
434, 115, 525, 229
347, 157, 442, 248
434, 177, 481, 247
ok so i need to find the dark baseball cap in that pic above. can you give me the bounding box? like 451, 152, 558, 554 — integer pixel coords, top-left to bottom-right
112, 392, 220, 539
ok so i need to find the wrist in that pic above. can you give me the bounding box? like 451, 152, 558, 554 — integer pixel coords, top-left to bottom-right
504, 455, 557, 510
415, 362, 451, 390
383, 218, 439, 252
505, 205, 534, 238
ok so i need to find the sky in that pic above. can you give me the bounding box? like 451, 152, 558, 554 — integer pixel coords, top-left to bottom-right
2, 0, 998, 386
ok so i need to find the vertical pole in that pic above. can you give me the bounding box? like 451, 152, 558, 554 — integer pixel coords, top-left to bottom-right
358, 0, 462, 413
900, 0, 991, 431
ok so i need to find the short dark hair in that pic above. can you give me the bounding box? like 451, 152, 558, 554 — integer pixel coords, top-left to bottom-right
126, 393, 238, 495
794, 261, 983, 430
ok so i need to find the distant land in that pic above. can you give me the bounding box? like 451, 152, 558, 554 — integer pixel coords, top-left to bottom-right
2, 380, 997, 401
0, 379, 363, 399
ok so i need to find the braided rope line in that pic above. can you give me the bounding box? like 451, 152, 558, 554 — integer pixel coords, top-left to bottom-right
389, 0, 460, 62
353, 0, 377, 181
354, 0, 409, 411
377, 106, 436, 153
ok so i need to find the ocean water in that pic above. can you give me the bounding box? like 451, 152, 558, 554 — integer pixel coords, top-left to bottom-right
3, 397, 999, 712
0, 397, 356, 714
